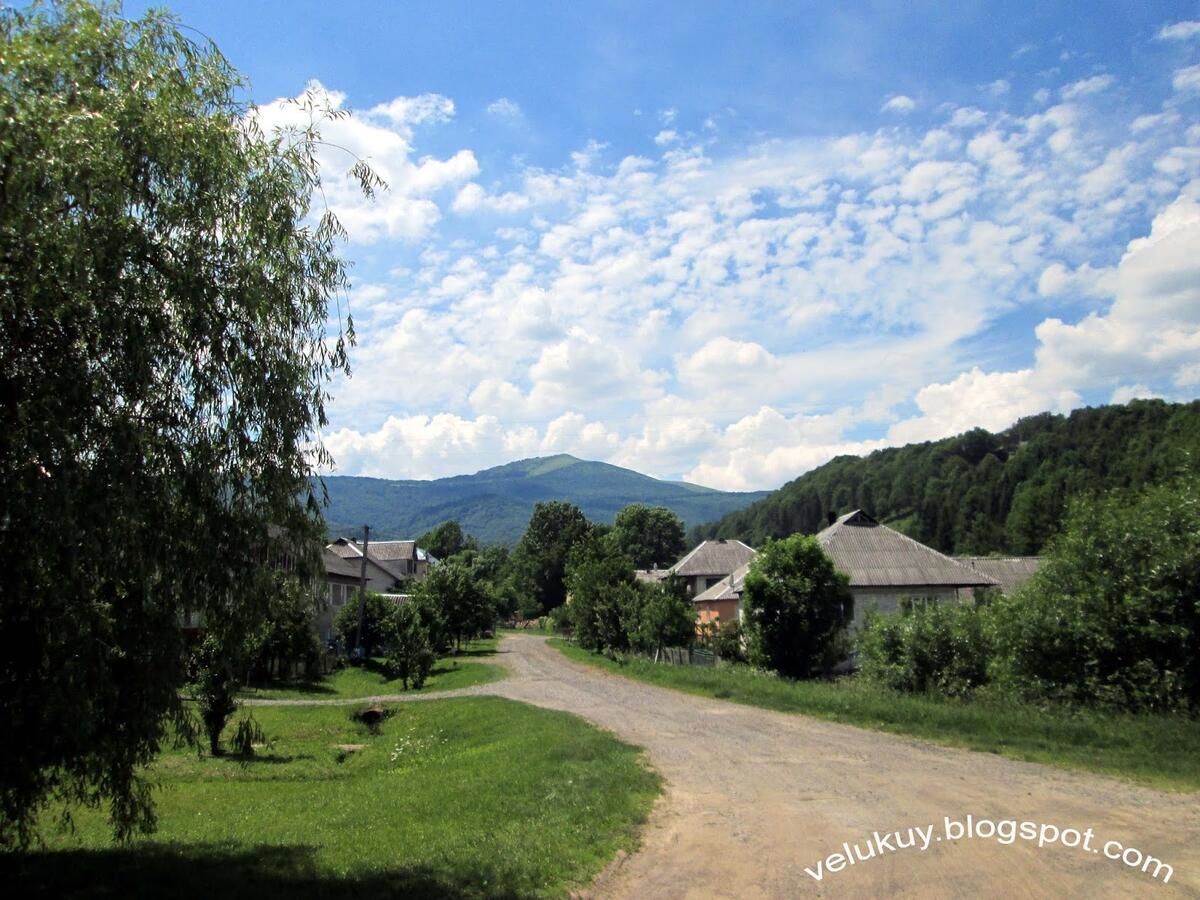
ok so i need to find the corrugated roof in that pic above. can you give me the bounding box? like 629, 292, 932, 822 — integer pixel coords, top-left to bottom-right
817, 511, 997, 589
367, 540, 418, 562
670, 539, 757, 577
634, 568, 670, 584
323, 548, 362, 580
958, 556, 1041, 594
692, 561, 753, 603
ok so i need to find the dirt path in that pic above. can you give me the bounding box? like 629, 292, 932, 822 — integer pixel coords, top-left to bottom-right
494, 635, 1200, 899
257, 634, 1200, 898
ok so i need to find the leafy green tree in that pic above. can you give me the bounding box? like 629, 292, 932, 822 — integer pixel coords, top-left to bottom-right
511, 501, 593, 615
741, 535, 853, 678
187, 636, 242, 758
414, 560, 494, 649
418, 520, 474, 561
991, 474, 1200, 712
0, 1, 371, 846
611, 504, 688, 570
385, 604, 435, 690
334, 593, 395, 657
634, 577, 696, 658
566, 534, 637, 652
244, 578, 323, 682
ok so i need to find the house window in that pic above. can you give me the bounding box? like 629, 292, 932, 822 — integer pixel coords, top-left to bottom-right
705, 577, 722, 589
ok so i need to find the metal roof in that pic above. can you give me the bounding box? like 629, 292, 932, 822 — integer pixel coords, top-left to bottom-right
670, 539, 757, 577
816, 511, 998, 589
958, 556, 1041, 594
692, 562, 753, 604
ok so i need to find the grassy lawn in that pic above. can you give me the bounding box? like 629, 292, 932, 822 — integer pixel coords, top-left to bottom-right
243, 638, 503, 700
548, 638, 1200, 792
13, 696, 660, 899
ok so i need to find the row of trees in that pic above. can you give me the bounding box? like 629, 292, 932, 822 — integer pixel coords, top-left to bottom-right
859, 473, 1200, 714
698, 399, 1200, 556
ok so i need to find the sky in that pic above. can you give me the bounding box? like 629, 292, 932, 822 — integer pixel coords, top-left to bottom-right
127, 1, 1200, 490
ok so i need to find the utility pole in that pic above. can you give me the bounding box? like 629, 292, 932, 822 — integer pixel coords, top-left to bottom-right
354, 525, 370, 659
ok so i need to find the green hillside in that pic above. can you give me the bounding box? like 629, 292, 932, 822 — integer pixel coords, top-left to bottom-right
319, 454, 768, 545
694, 399, 1200, 555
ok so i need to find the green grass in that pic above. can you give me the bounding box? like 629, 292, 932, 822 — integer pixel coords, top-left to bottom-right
242, 639, 504, 700
548, 638, 1200, 792
13, 696, 661, 899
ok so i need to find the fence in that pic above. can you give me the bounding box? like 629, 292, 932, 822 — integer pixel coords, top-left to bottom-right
658, 646, 717, 667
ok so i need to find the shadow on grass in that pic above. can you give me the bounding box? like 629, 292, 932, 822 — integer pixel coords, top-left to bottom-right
9, 842, 528, 900
220, 753, 314, 766
240, 681, 338, 697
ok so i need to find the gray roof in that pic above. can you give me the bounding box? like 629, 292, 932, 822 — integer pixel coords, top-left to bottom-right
670, 539, 757, 578
692, 562, 753, 604
634, 568, 671, 584
817, 511, 997, 589
958, 557, 1041, 594
323, 548, 362, 581
367, 540, 418, 562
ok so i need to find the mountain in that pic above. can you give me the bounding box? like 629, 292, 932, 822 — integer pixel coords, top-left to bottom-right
693, 399, 1200, 556
318, 454, 769, 545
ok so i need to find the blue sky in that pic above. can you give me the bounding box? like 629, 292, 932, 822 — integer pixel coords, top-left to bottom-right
128, 1, 1200, 488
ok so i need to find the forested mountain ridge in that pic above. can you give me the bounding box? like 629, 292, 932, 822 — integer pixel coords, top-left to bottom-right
693, 400, 1200, 555
319, 454, 769, 545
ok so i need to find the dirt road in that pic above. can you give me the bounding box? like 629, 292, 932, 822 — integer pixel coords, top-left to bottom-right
256, 634, 1200, 897
488, 634, 1199, 899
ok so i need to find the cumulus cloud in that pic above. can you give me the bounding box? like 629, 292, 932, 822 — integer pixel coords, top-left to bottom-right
1062, 73, 1115, 99
1173, 65, 1200, 93
1156, 21, 1200, 41
255, 82, 476, 243
310, 56, 1200, 488
881, 95, 916, 114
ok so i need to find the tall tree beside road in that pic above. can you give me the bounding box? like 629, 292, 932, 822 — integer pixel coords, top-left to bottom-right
0, 1, 374, 845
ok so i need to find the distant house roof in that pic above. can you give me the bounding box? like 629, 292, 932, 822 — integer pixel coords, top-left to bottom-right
958, 556, 1041, 594
816, 511, 997, 589
366, 540, 418, 562
634, 568, 671, 584
670, 539, 757, 578
323, 548, 362, 581
692, 562, 753, 604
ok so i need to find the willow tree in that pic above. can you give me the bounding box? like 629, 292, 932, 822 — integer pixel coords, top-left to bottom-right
0, 1, 375, 845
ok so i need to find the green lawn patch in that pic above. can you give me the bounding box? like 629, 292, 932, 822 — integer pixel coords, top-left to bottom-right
548, 638, 1200, 792
14, 696, 660, 899
243, 639, 503, 699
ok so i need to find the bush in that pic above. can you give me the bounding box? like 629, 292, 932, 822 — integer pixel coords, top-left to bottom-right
741, 535, 854, 678
697, 619, 746, 663
989, 474, 1200, 713
857, 601, 994, 697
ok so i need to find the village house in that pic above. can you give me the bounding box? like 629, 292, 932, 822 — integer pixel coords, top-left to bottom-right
327, 537, 435, 593
664, 538, 758, 596
816, 510, 997, 627
691, 511, 1027, 631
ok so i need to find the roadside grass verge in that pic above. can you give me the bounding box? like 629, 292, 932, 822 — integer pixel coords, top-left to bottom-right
14, 696, 660, 899
243, 638, 503, 699
548, 638, 1200, 792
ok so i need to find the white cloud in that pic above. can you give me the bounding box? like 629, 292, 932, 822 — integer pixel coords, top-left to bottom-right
486, 97, 522, 119
1173, 65, 1200, 93
255, 82, 476, 243
881, 95, 916, 114
308, 63, 1200, 488
1156, 21, 1200, 41
654, 129, 679, 146
984, 79, 1011, 97
1062, 74, 1114, 99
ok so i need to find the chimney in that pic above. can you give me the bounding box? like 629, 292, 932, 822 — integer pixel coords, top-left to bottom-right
826, 510, 837, 527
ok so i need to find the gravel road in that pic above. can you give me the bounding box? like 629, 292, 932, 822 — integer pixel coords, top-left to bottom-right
258, 633, 1200, 898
